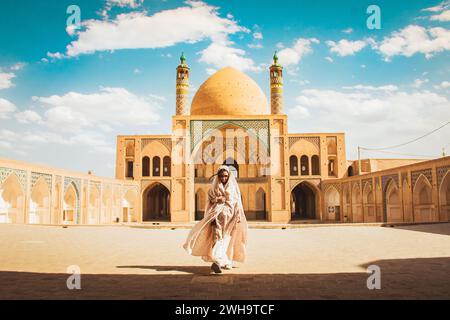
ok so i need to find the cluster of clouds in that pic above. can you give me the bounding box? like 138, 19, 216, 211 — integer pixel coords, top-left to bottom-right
421, 0, 450, 22
288, 84, 450, 158
0, 85, 163, 156
2, 0, 449, 164
42, 0, 450, 73
49, 1, 264, 72
0, 63, 26, 89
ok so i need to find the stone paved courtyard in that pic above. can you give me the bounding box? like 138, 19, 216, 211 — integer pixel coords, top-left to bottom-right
1, 223, 450, 299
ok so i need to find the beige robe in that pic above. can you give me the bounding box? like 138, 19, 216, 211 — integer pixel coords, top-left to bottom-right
183, 167, 248, 263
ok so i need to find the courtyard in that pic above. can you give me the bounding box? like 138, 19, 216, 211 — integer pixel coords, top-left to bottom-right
0, 223, 450, 299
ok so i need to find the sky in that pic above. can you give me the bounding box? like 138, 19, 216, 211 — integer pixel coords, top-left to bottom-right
0, 0, 449, 178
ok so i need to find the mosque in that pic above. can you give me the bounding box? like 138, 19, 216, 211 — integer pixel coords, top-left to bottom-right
0, 53, 449, 225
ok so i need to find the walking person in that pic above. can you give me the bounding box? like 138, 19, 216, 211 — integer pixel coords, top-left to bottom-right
183, 165, 248, 273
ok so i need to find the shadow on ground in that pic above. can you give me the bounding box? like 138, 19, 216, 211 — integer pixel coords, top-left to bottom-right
388, 223, 450, 236
1, 257, 450, 299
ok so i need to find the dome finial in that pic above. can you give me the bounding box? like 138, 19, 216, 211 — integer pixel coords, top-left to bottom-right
273, 50, 279, 65
180, 52, 186, 65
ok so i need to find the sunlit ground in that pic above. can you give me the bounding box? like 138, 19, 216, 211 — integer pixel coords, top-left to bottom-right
1, 223, 450, 299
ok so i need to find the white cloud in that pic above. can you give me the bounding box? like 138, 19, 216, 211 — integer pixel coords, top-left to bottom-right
0, 127, 115, 155
289, 87, 450, 158
342, 28, 353, 34
277, 38, 319, 68
198, 42, 263, 72
375, 25, 450, 61
14, 110, 43, 124
290, 79, 310, 86
412, 78, 429, 88
326, 39, 369, 56
107, 0, 144, 8
100, 0, 145, 19
253, 32, 263, 40
342, 84, 398, 92
10, 62, 26, 71
430, 10, 450, 21
32, 87, 161, 133
434, 80, 450, 89
325, 56, 333, 63
47, 51, 65, 60
248, 43, 263, 49
422, 1, 450, 21
422, 1, 449, 12
0, 73, 15, 89
290, 105, 310, 119
0, 98, 17, 118
206, 68, 217, 75
65, 1, 248, 57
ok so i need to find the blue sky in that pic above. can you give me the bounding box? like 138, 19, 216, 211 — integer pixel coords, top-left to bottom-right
0, 0, 449, 177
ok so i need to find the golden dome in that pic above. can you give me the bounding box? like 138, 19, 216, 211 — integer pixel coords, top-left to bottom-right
190, 67, 269, 116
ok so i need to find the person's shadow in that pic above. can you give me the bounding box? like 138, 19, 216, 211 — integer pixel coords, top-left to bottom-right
116, 265, 211, 275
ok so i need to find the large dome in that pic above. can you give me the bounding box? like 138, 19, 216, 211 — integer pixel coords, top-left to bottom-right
190, 67, 269, 116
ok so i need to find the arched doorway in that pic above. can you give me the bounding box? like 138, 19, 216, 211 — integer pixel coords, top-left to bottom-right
143, 183, 170, 221
123, 188, 138, 223
439, 171, 450, 221
324, 186, 340, 221
0, 173, 24, 224
291, 182, 316, 220
384, 179, 401, 222
255, 187, 267, 220
30, 177, 51, 224
63, 183, 78, 224
413, 175, 434, 222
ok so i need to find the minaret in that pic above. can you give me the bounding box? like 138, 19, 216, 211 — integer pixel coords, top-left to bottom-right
176, 52, 189, 115
270, 51, 283, 114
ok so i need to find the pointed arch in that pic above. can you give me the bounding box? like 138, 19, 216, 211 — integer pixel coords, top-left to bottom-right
291, 181, 319, 220
363, 182, 376, 222
352, 183, 362, 222
123, 188, 138, 223
300, 155, 309, 176
152, 156, 161, 176
385, 179, 401, 222
142, 182, 170, 221
413, 174, 432, 205
439, 170, 450, 222
63, 182, 79, 224
324, 185, 340, 221
29, 176, 51, 224
163, 156, 171, 176
255, 187, 267, 220
0, 173, 25, 224
413, 174, 435, 222
289, 155, 298, 176
142, 156, 150, 177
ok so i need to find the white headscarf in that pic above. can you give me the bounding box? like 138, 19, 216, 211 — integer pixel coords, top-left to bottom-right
210, 165, 241, 202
